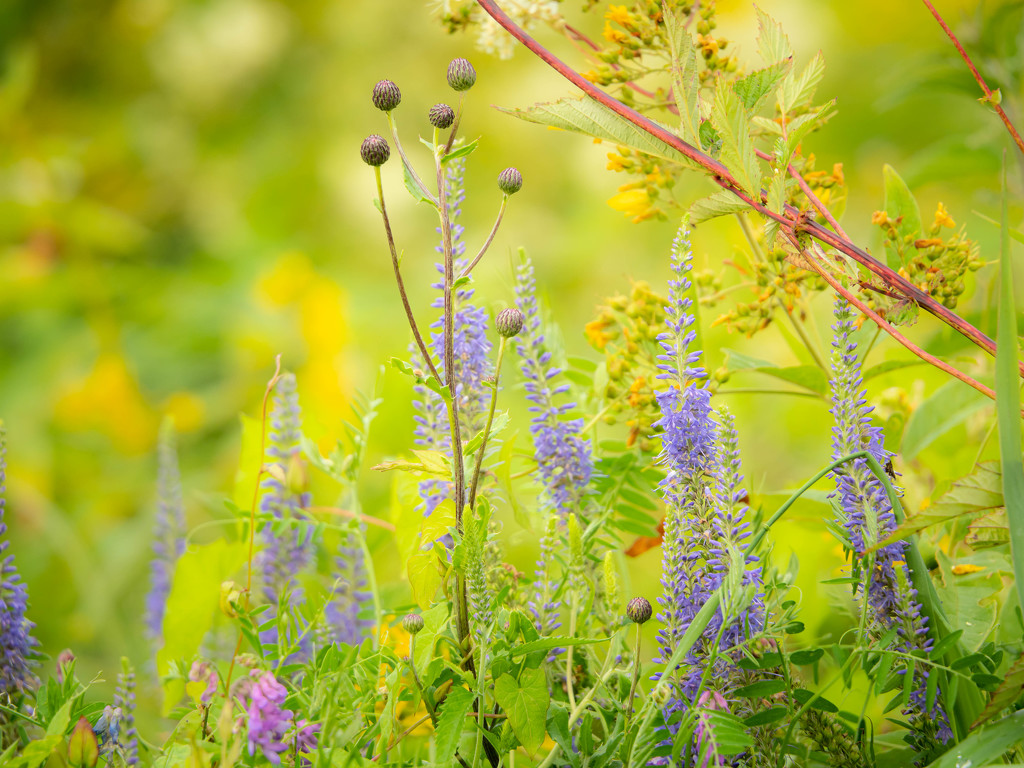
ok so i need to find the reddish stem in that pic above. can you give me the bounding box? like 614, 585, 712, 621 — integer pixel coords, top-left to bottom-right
475, 0, 1024, 379
920, 0, 1024, 157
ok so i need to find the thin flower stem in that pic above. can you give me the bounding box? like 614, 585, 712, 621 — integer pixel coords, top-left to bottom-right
473, 0, 1024, 379
566, 589, 579, 710
443, 93, 466, 157
374, 167, 443, 385
459, 195, 509, 278
434, 127, 474, 671
625, 622, 642, 725
919, 0, 1024, 157
224, 355, 282, 696
468, 337, 507, 510
307, 505, 395, 531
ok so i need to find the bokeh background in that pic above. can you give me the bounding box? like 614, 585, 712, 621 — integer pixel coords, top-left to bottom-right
1, 0, 1021, 719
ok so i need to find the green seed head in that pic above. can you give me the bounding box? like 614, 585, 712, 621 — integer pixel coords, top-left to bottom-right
495, 307, 525, 338
626, 596, 652, 625
447, 57, 477, 91
402, 613, 425, 635
372, 79, 402, 111
497, 167, 523, 195
360, 134, 390, 167
429, 103, 455, 129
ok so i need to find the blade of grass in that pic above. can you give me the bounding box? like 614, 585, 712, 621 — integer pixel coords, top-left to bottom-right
996, 153, 1024, 622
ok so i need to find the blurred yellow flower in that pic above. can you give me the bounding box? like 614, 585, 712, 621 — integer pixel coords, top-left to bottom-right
951, 563, 984, 576
607, 188, 652, 222
257, 251, 315, 307
933, 202, 955, 229
605, 5, 632, 26
163, 391, 205, 433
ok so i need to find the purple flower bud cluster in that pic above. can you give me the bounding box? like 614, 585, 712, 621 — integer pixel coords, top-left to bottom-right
412, 157, 492, 517
0, 429, 37, 696
325, 528, 373, 646
526, 515, 562, 657
243, 671, 319, 765
145, 421, 186, 645
114, 664, 139, 766
512, 255, 593, 515
258, 373, 314, 604
829, 297, 950, 743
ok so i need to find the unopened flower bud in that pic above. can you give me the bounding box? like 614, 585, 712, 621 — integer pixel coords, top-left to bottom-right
285, 452, 309, 496
57, 648, 75, 683
220, 580, 243, 618
402, 613, 425, 634
497, 167, 523, 195
360, 134, 390, 167
371, 80, 401, 112
626, 596, 652, 624
495, 307, 525, 338
429, 103, 455, 129
447, 58, 477, 91
68, 717, 99, 768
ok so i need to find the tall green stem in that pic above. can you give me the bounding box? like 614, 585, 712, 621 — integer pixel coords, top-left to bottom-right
467, 337, 506, 510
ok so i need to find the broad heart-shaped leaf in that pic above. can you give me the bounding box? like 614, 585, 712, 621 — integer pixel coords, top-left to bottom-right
901, 379, 990, 459
690, 189, 749, 225
499, 97, 699, 170
434, 686, 475, 763
876, 462, 1004, 545
933, 551, 1000, 653
157, 539, 245, 715
925, 710, 1024, 767
494, 666, 549, 755
882, 164, 923, 270
407, 550, 443, 609
734, 60, 791, 114
664, 3, 701, 145
712, 85, 760, 197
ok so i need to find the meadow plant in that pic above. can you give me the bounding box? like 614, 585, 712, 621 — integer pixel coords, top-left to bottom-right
1, 2, 1024, 768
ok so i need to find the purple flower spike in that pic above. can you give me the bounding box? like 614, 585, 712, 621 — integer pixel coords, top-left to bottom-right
326, 527, 373, 646
145, 420, 186, 646
245, 671, 294, 764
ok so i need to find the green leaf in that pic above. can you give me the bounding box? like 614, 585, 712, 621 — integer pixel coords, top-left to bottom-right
407, 550, 442, 609
663, 4, 701, 145
690, 190, 749, 224
44, 699, 72, 737
743, 707, 787, 726
862, 359, 926, 381
882, 164, 923, 270
401, 155, 436, 206
755, 7, 793, 65
421, 498, 456, 544
157, 540, 245, 715
925, 710, 1024, 767
509, 635, 610, 659
499, 98, 699, 170
413, 602, 449, 676
466, 411, 511, 456
933, 551, 1000, 652
781, 53, 826, 114
995, 156, 1024, 631
901, 379, 990, 459
494, 667, 549, 756
713, 86, 760, 197
972, 654, 1024, 727
724, 349, 829, 394
733, 680, 787, 698
734, 60, 791, 113
442, 138, 479, 164
434, 686, 475, 762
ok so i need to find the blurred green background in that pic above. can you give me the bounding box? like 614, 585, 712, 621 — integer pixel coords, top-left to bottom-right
1, 0, 1020, 715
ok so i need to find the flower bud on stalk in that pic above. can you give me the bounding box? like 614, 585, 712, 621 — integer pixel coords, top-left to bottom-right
497, 167, 523, 195
447, 58, 477, 91
402, 613, 425, 635
428, 104, 455, 129
360, 135, 390, 167
627, 596, 652, 624
495, 307, 525, 338
371, 79, 401, 112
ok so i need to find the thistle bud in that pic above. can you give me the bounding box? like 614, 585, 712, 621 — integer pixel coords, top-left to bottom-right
497, 167, 523, 195
402, 613, 425, 635
360, 134, 390, 167
447, 58, 477, 91
68, 717, 99, 768
626, 596, 652, 625
429, 103, 455, 129
495, 307, 525, 338
371, 79, 402, 112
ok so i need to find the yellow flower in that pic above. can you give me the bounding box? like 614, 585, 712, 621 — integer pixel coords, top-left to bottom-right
602, 21, 630, 45
606, 188, 651, 219
605, 5, 632, 26
933, 202, 956, 229
871, 210, 889, 226
951, 563, 985, 576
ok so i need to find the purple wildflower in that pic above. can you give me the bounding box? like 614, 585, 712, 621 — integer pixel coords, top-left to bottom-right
145, 420, 186, 645
829, 296, 951, 744
325, 527, 373, 646
288, 718, 320, 767
114, 662, 139, 766
0, 427, 38, 696
512, 254, 593, 515
94, 705, 122, 758
411, 156, 492, 517
244, 671, 293, 764
526, 515, 562, 659
189, 661, 219, 705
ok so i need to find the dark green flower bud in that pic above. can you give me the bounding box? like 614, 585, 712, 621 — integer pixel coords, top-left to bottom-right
626, 596, 652, 624
402, 613, 425, 634
372, 80, 401, 111
447, 58, 477, 91
497, 167, 523, 195
495, 307, 525, 338
429, 103, 456, 129
360, 134, 390, 167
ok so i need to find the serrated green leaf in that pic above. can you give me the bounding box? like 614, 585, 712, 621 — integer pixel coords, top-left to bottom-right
901, 380, 990, 459
755, 7, 793, 65
735, 60, 792, 113
500, 97, 699, 169
494, 667, 549, 755
713, 86, 760, 197
664, 4, 701, 145
882, 164, 923, 270
690, 190, 749, 224
434, 686, 475, 762
782, 52, 826, 113
782, 101, 836, 168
